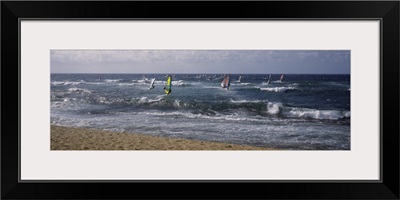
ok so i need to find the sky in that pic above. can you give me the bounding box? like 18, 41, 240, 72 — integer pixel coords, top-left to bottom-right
51, 50, 350, 74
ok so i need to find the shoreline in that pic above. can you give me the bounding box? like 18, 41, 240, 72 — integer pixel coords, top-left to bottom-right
51, 125, 278, 150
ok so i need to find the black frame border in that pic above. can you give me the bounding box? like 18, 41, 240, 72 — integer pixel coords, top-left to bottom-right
2, 1, 399, 199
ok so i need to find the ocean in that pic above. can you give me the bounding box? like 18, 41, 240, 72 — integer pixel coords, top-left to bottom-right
51, 74, 350, 150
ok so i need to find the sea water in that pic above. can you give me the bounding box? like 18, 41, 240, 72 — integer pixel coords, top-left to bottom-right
51, 74, 350, 150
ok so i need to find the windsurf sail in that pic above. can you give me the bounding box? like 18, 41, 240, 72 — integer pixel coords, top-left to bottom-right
164, 75, 172, 95
221, 75, 230, 89
280, 75, 284, 82
266, 75, 271, 84
149, 78, 156, 90
238, 75, 242, 82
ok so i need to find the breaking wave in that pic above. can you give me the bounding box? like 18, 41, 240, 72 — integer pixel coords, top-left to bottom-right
266, 102, 350, 120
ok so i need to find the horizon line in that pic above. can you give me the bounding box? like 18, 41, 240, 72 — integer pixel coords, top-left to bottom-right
50, 72, 351, 75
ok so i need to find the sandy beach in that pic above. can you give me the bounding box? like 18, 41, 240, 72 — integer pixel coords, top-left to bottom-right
51, 125, 277, 150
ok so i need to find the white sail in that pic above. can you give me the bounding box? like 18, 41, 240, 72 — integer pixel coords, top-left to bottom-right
149, 78, 156, 90
266, 75, 271, 84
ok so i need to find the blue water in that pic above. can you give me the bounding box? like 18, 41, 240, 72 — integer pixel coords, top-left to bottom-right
51, 74, 350, 150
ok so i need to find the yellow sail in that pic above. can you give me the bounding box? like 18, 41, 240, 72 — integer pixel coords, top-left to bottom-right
164, 75, 172, 95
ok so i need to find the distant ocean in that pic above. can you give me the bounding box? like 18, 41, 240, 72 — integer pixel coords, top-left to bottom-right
51, 74, 350, 150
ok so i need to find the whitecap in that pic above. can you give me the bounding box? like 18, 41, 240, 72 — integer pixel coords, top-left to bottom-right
67, 87, 92, 94
260, 87, 295, 92
285, 108, 350, 120
51, 81, 84, 86
267, 102, 282, 114
104, 79, 122, 83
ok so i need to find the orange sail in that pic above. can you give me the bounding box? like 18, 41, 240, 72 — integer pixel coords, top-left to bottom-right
221, 75, 230, 89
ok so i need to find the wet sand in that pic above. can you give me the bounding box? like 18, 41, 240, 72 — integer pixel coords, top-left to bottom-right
51, 125, 277, 150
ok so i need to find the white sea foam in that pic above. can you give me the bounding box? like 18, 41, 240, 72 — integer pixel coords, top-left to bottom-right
260, 87, 295, 92
138, 97, 148, 103
264, 102, 349, 120
172, 80, 189, 86
85, 82, 104, 85
104, 79, 122, 83
118, 83, 135, 86
50, 102, 66, 108
149, 95, 165, 103
67, 88, 92, 94
134, 95, 164, 104
173, 99, 181, 107
63, 97, 77, 102
285, 108, 349, 120
229, 99, 263, 103
261, 82, 272, 85
325, 81, 349, 87
136, 111, 267, 123
267, 102, 282, 114
231, 82, 251, 86
51, 81, 84, 86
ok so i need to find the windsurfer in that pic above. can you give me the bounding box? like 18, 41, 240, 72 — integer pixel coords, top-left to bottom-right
164, 87, 171, 95
221, 74, 230, 90
279, 75, 284, 82
149, 78, 156, 90
164, 75, 172, 95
